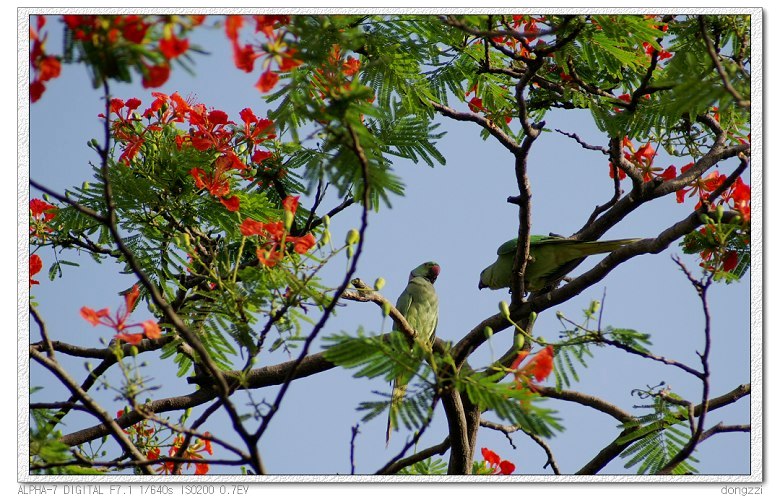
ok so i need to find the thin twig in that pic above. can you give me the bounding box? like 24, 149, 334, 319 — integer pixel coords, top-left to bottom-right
480, 419, 561, 474
699, 16, 750, 108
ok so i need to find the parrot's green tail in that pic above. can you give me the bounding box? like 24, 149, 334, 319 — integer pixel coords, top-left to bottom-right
573, 238, 642, 256
386, 381, 407, 445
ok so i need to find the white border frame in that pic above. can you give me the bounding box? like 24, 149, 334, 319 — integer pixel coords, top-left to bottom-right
18, 6, 763, 483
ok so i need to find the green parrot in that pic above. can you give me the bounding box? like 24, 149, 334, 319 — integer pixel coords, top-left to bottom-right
479, 236, 640, 292
386, 261, 440, 444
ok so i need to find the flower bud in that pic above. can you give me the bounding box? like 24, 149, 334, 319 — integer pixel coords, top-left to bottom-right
320, 230, 331, 246
322, 215, 331, 228
284, 210, 295, 230
716, 204, 724, 221
515, 333, 525, 350
499, 301, 510, 319
346, 228, 360, 245
374, 277, 386, 291
82, 181, 91, 190
382, 300, 391, 317
130, 345, 139, 357
484, 326, 493, 339
589, 300, 600, 315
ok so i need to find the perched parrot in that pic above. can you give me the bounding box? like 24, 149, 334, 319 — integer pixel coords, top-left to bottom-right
386, 261, 440, 445
479, 236, 640, 292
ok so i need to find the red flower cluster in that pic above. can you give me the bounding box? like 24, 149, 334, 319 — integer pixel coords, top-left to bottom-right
117, 408, 156, 439
30, 198, 58, 239
465, 84, 513, 125
481, 447, 516, 475
106, 92, 276, 213
609, 137, 677, 183
29, 16, 62, 103
309, 45, 365, 102
149, 433, 213, 475
225, 15, 302, 93
240, 196, 316, 267
80, 284, 162, 345
642, 41, 673, 61
695, 225, 741, 273
489, 15, 545, 57
60, 15, 204, 89
511, 345, 554, 391
676, 165, 751, 223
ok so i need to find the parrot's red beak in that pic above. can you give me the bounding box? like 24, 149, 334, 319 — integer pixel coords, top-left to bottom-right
429, 264, 440, 282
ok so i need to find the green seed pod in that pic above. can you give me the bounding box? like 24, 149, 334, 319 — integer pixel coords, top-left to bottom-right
346, 228, 360, 245
499, 301, 510, 319
374, 277, 386, 291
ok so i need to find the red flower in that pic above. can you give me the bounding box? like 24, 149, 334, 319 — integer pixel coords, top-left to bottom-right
142, 64, 171, 88
659, 165, 677, 181
225, 15, 244, 42
240, 218, 265, 237
722, 251, 739, 272
468, 97, 484, 113
119, 15, 149, 44
252, 150, 273, 163
38, 56, 61, 82
633, 142, 655, 166
481, 447, 516, 475
342, 56, 361, 76
30, 80, 46, 103
80, 285, 162, 344
282, 195, 299, 214
30, 198, 57, 222
256, 70, 280, 93
159, 34, 190, 59
608, 162, 627, 181
233, 42, 258, 73
726, 176, 751, 223
511, 345, 554, 390
220, 196, 241, 212
30, 254, 42, 287
291, 233, 316, 254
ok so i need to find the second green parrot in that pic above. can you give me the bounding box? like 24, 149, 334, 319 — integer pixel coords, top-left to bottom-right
386, 261, 440, 444
479, 236, 640, 292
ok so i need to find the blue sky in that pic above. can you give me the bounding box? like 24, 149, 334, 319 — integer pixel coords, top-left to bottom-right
24, 12, 757, 480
